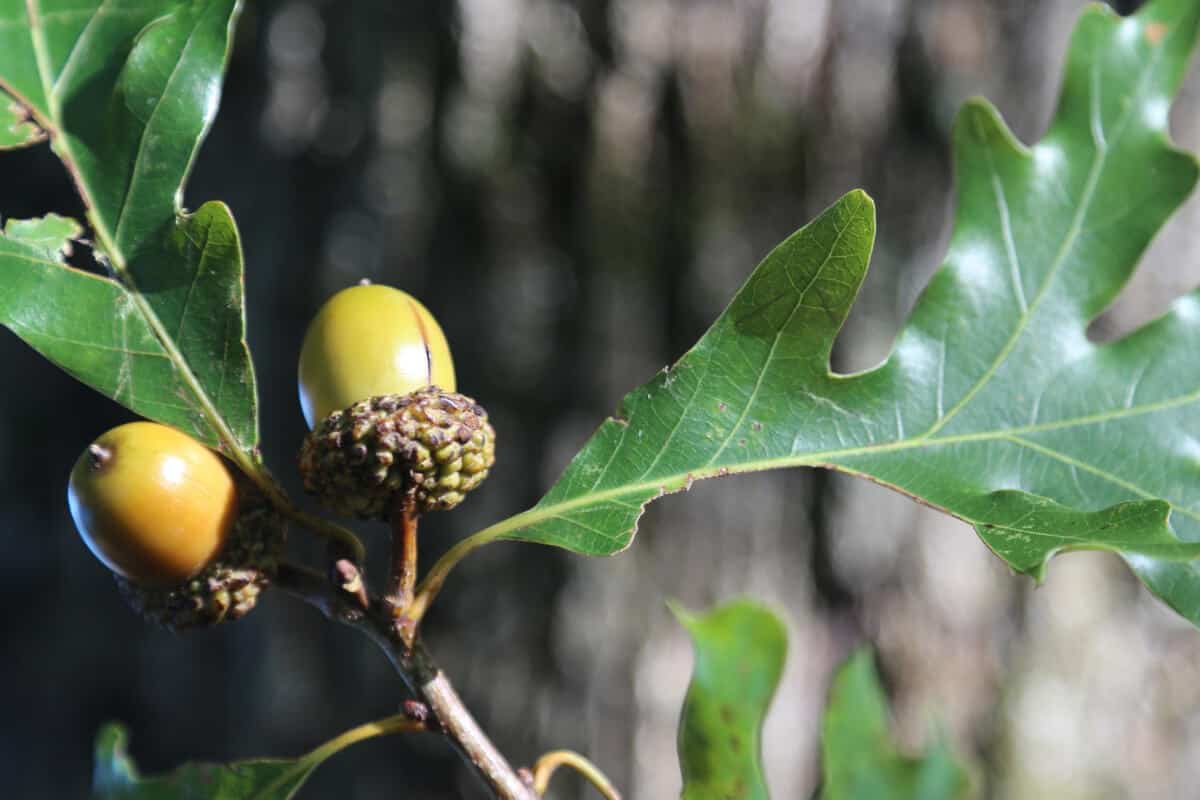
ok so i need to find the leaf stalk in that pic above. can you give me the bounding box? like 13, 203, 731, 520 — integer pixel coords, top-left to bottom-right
531, 750, 623, 799
408, 525, 506, 629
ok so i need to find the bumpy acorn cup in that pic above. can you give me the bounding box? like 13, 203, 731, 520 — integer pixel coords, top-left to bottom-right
67, 421, 285, 631
115, 478, 285, 630
299, 389, 495, 519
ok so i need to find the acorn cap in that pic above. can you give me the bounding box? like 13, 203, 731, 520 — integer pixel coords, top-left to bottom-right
299, 388, 495, 519
116, 480, 286, 631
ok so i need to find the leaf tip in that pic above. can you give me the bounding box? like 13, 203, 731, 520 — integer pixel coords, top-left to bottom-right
952, 97, 1015, 149
666, 598, 697, 630
92, 721, 138, 793
843, 187, 875, 213
190, 198, 234, 218
844, 646, 875, 669
94, 721, 129, 751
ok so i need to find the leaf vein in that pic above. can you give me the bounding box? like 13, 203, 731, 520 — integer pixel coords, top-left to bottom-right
50, 0, 115, 101
707, 219, 850, 466
920, 31, 1166, 439
111, 18, 198, 247
1004, 434, 1200, 523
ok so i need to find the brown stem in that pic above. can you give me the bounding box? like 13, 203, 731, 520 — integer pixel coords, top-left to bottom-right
387, 497, 420, 609
386, 497, 421, 644
275, 563, 538, 800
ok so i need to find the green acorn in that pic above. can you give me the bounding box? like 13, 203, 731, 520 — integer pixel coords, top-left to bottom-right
67, 421, 286, 631
114, 479, 286, 631
297, 284, 456, 430
299, 388, 495, 519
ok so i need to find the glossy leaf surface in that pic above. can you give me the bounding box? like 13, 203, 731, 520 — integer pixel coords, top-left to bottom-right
0, 0, 257, 453
675, 600, 786, 800
819, 651, 969, 800
473, 0, 1200, 626
0, 95, 41, 148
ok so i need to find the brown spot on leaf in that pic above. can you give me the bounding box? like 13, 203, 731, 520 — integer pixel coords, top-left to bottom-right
719, 705, 736, 724
1146, 22, 1167, 45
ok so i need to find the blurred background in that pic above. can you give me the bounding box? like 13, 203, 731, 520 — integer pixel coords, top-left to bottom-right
4, 0, 1200, 797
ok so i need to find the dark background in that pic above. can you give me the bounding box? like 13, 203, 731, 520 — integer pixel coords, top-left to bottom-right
5, 0, 1200, 797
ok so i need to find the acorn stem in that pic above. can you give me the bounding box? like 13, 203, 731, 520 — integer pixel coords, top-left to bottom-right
386, 496, 420, 637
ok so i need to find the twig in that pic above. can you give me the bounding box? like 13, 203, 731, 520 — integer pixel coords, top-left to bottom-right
531, 750, 623, 799
275, 562, 539, 800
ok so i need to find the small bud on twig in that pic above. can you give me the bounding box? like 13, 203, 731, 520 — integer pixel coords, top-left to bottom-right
330, 557, 369, 609
402, 699, 430, 723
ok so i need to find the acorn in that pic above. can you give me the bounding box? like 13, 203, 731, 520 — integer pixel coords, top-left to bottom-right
298, 283, 456, 429
297, 284, 494, 518
67, 421, 284, 630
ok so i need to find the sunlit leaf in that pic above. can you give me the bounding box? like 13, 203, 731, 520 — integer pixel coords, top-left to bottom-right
4, 212, 80, 258
0, 0, 257, 454
474, 0, 1200, 626
0, 96, 42, 149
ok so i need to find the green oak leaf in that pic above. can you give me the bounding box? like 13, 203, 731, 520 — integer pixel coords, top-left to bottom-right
92, 723, 316, 800
92, 717, 413, 800
4, 212, 80, 258
819, 650, 969, 800
465, 0, 1200, 626
674, 600, 787, 800
0, 96, 42, 148
0, 0, 258, 454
